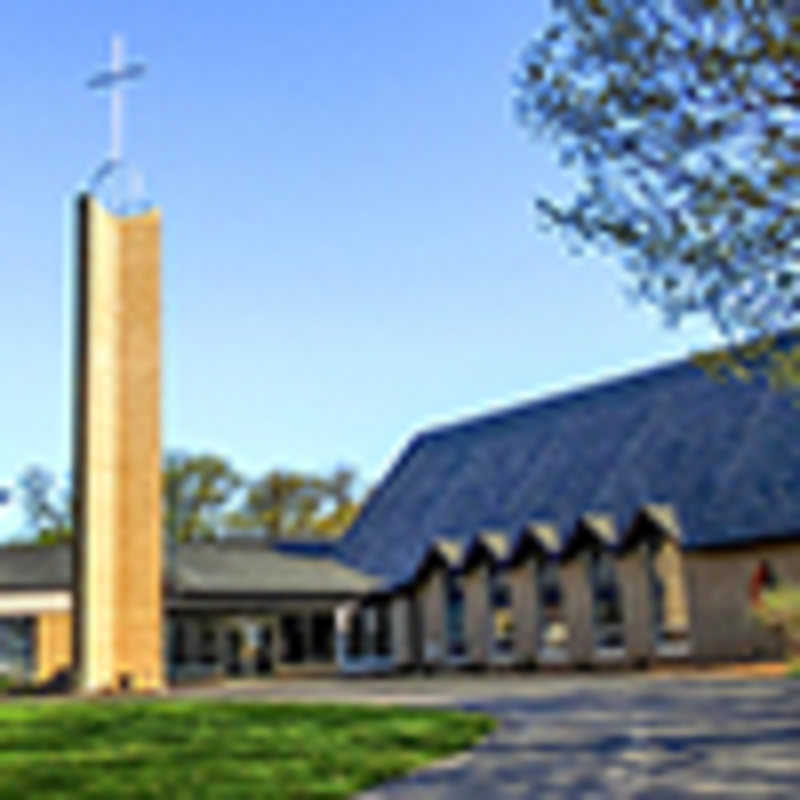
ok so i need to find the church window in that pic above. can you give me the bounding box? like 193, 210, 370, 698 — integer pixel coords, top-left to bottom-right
590, 548, 624, 649
445, 573, 466, 657
490, 569, 514, 655
538, 560, 568, 651
0, 617, 36, 679
375, 601, 392, 657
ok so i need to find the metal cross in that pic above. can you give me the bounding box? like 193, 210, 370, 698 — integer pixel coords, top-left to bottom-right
87, 35, 145, 163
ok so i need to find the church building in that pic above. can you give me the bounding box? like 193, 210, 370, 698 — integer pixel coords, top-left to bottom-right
1, 337, 799, 687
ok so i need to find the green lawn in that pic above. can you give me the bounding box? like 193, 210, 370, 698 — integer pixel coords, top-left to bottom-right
0, 699, 495, 799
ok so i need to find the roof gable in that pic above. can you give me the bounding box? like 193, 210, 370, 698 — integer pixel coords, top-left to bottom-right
462, 531, 510, 572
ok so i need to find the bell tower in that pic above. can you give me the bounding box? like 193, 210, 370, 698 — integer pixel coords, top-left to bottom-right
72, 35, 163, 692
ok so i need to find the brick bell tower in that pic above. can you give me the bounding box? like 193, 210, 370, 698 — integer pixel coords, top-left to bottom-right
72, 35, 163, 693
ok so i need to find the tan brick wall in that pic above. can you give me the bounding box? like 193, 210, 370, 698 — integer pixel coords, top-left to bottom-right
464, 563, 490, 665
561, 555, 593, 665
75, 198, 163, 692
685, 541, 800, 661
510, 559, 537, 664
618, 544, 653, 663
37, 611, 73, 684
114, 209, 163, 691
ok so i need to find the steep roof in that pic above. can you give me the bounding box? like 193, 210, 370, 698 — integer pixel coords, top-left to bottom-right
0, 540, 376, 596
336, 338, 800, 585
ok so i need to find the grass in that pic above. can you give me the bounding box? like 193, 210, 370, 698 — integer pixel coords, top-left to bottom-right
0, 699, 495, 799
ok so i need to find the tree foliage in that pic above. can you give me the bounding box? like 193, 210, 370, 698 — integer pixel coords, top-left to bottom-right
163, 452, 243, 543
515, 0, 799, 344
754, 585, 800, 663
17, 466, 72, 546
15, 456, 364, 546
236, 465, 361, 540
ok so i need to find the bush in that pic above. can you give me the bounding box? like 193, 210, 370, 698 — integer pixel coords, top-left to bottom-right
754, 585, 800, 663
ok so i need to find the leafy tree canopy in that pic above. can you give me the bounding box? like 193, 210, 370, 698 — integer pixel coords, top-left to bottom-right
515, 0, 799, 350
17, 466, 72, 546
163, 452, 243, 543
15, 457, 364, 546
236, 465, 361, 540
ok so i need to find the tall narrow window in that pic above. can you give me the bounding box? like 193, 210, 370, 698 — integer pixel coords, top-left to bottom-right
538, 561, 568, 652
0, 617, 36, 679
490, 569, 514, 655
445, 573, 466, 657
590, 548, 624, 649
375, 601, 392, 657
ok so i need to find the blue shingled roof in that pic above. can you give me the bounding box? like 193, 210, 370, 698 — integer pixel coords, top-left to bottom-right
335, 337, 800, 586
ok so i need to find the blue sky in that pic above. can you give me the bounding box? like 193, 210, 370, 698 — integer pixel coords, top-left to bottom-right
0, 1, 722, 540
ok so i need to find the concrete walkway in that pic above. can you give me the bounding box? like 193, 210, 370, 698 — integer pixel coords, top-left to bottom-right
175, 674, 800, 799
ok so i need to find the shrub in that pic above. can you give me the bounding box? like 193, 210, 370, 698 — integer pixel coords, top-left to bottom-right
754, 585, 800, 665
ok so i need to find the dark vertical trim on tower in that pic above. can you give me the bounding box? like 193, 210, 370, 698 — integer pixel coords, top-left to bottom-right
71, 193, 90, 681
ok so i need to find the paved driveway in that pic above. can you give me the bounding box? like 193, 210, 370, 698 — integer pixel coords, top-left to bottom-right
176, 674, 800, 799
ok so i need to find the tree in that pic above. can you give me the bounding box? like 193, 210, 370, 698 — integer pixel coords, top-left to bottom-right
236, 466, 362, 540
310, 466, 363, 538
16, 455, 362, 546
17, 466, 72, 545
163, 452, 242, 543
514, 0, 799, 366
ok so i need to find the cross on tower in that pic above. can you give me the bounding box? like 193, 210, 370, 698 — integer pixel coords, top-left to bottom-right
87, 35, 145, 163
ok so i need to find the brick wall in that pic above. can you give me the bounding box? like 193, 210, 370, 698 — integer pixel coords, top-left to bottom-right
36, 611, 72, 683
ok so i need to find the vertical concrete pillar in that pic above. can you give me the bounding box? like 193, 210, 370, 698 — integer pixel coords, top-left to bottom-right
510, 559, 538, 665
390, 593, 412, 668
419, 569, 447, 666
464, 563, 490, 665
561, 555, 594, 666
618, 544, 654, 664
656, 539, 690, 640
334, 603, 356, 669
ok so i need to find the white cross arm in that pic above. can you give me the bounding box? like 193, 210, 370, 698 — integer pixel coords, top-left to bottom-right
87, 62, 146, 90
